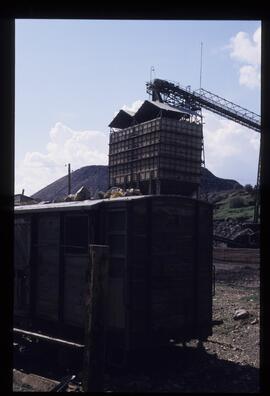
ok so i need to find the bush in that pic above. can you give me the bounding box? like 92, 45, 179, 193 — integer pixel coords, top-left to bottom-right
244, 184, 254, 194
229, 196, 245, 208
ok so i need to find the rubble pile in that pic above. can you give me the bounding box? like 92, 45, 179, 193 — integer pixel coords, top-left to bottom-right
100, 187, 142, 199
63, 186, 142, 201
214, 219, 260, 248
64, 186, 91, 202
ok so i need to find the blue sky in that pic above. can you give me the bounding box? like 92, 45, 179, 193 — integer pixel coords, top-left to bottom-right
15, 19, 261, 195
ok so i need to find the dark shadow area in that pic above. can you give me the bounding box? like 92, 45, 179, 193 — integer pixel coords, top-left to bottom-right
107, 344, 260, 393
13, 341, 259, 393
13, 340, 83, 381
212, 319, 224, 326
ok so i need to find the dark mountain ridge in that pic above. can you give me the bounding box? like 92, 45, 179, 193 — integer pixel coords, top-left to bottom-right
199, 168, 242, 193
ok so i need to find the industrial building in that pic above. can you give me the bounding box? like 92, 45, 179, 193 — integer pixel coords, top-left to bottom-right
109, 100, 203, 197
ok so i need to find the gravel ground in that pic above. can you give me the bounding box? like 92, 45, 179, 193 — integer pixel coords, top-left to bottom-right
13, 250, 260, 393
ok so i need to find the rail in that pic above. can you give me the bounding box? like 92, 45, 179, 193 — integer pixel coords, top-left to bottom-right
13, 328, 85, 348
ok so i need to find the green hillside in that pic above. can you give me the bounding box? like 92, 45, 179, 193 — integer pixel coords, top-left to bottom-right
211, 188, 257, 222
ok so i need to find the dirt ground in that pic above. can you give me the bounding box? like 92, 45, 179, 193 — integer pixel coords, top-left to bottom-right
13, 249, 260, 393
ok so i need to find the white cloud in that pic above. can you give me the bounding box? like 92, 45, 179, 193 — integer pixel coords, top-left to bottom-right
203, 110, 260, 185
239, 65, 260, 89
122, 99, 143, 114
229, 29, 261, 65
112, 100, 143, 118
228, 26, 261, 89
16, 101, 143, 196
15, 122, 108, 196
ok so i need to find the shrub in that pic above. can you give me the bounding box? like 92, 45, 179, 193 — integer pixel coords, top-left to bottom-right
244, 184, 254, 194
229, 196, 245, 208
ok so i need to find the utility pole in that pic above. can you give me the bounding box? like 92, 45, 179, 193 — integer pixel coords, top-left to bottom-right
68, 163, 71, 195
65, 163, 71, 195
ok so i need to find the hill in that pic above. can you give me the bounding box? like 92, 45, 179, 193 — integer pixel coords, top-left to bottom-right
200, 167, 242, 193
31, 165, 109, 202
212, 188, 257, 222
31, 165, 242, 202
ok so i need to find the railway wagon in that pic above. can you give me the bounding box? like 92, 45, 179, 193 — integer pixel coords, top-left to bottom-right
14, 195, 213, 363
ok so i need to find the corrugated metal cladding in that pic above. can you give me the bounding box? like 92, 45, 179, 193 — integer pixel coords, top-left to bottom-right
14, 195, 213, 360
108, 100, 203, 196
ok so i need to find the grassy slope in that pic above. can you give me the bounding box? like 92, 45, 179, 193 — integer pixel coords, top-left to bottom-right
212, 189, 256, 222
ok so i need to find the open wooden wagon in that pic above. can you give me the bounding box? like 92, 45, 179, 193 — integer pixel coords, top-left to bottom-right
14, 194, 213, 365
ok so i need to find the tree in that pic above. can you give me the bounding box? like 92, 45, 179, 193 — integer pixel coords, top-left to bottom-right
244, 184, 254, 194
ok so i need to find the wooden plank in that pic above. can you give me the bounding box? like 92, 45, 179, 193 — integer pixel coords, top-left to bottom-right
36, 247, 59, 321
106, 279, 125, 328
58, 212, 65, 324
152, 314, 186, 330
64, 256, 88, 327
83, 244, 109, 393
29, 215, 38, 318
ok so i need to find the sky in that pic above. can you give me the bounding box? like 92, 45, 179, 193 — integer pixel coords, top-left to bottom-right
15, 19, 261, 196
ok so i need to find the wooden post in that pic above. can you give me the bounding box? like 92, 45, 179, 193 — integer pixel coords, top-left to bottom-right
0, 19, 15, 393
83, 244, 109, 392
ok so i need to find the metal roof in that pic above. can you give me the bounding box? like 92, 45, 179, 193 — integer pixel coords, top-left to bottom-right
14, 195, 146, 214
144, 100, 194, 114
109, 109, 135, 129
133, 100, 192, 124
14, 194, 207, 214
109, 100, 197, 129
124, 109, 136, 116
